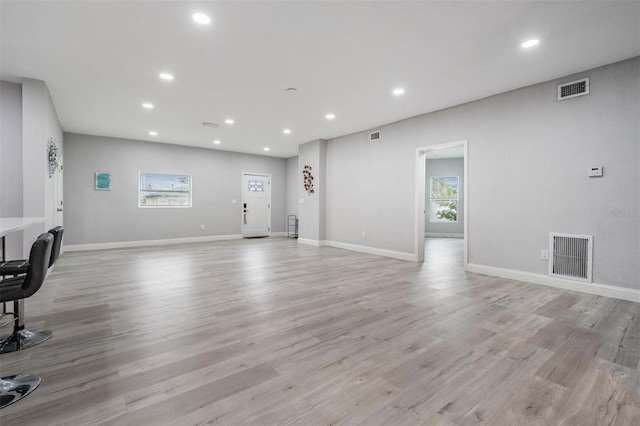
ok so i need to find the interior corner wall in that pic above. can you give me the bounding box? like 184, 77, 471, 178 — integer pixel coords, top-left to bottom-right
318, 140, 327, 242
0, 80, 24, 258
298, 139, 326, 242
325, 57, 639, 290
425, 158, 464, 236
21, 78, 63, 256
63, 133, 287, 246
285, 156, 299, 219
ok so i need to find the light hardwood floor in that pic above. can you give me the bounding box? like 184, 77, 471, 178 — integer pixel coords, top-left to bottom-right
0, 237, 638, 425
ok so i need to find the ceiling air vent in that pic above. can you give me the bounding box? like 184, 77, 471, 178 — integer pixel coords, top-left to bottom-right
369, 130, 381, 142
558, 78, 589, 100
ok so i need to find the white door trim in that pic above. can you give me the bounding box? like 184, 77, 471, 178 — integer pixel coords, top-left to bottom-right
415, 140, 468, 268
241, 172, 272, 238
55, 150, 64, 254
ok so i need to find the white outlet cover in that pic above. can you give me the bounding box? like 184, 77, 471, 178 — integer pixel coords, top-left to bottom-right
232, 199, 237, 204
299, 198, 304, 204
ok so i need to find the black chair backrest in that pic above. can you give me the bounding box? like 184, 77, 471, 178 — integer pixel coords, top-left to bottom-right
47, 226, 64, 267
21, 233, 53, 298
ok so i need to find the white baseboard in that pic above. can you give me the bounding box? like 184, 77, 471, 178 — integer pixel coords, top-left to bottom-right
466, 263, 640, 303
425, 233, 464, 238
297, 238, 414, 261
297, 238, 325, 247
324, 240, 416, 262
64, 234, 243, 252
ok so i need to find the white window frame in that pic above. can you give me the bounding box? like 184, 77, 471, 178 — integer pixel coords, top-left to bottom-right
429, 175, 459, 223
138, 172, 192, 208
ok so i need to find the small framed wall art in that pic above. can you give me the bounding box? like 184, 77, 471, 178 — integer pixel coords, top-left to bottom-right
95, 172, 112, 190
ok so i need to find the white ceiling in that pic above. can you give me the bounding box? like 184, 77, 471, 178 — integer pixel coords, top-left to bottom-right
1, 1, 638, 158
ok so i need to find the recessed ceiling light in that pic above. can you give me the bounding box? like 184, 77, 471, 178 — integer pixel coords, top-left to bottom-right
149, 131, 158, 136
213, 140, 221, 145
263, 147, 270, 151
325, 113, 335, 120
193, 13, 211, 25
142, 103, 154, 109
283, 129, 291, 134
521, 39, 540, 48
393, 88, 405, 96
225, 118, 235, 125
159, 72, 174, 81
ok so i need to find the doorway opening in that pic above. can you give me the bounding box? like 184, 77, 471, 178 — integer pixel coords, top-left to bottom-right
415, 141, 468, 267
242, 172, 271, 238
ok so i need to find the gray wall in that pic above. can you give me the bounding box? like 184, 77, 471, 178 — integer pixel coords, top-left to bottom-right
325, 127, 411, 253
0, 79, 63, 257
0, 81, 24, 258
426, 158, 464, 236
22, 79, 64, 255
325, 57, 639, 290
298, 139, 326, 242
285, 156, 298, 219
64, 133, 287, 245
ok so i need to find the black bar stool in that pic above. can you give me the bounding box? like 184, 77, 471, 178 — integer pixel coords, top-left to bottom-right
0, 226, 63, 326
0, 232, 54, 352
0, 226, 64, 276
0, 232, 54, 409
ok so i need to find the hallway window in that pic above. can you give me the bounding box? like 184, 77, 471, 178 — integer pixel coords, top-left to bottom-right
138, 173, 192, 207
430, 176, 458, 222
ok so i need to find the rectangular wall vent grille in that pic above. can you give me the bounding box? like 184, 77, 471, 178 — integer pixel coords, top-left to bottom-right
369, 130, 381, 142
549, 233, 593, 282
558, 78, 589, 100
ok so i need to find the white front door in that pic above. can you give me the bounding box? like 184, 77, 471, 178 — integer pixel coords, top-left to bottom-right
242, 173, 271, 238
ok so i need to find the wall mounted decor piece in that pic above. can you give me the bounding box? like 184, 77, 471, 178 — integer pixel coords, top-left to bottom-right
303, 164, 315, 195
138, 172, 192, 207
95, 172, 112, 190
47, 137, 59, 178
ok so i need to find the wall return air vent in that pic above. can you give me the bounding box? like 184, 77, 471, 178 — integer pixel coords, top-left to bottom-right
557, 78, 589, 100
549, 233, 593, 282
369, 130, 381, 142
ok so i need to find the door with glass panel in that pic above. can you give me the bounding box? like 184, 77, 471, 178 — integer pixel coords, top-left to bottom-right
242, 173, 271, 238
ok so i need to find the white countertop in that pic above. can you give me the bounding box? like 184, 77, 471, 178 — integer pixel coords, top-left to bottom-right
0, 217, 46, 237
